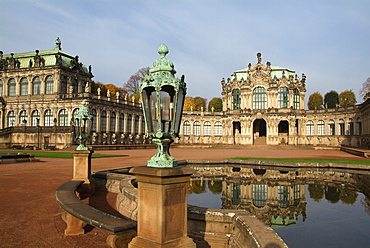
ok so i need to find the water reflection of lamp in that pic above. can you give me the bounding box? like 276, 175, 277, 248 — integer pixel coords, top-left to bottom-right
139, 44, 186, 167
73, 101, 93, 150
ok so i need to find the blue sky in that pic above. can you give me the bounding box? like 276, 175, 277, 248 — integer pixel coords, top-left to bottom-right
1, 0, 369, 106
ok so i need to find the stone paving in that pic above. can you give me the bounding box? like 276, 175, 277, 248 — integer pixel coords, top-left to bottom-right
0, 147, 368, 247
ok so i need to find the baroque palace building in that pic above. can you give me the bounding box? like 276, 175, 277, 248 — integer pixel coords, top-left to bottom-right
179, 53, 370, 148
0, 38, 145, 149
0, 39, 369, 149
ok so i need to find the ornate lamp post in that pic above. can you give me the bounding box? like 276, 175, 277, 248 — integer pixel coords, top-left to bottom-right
73, 101, 93, 150
71, 101, 94, 198
139, 44, 186, 168
129, 45, 195, 248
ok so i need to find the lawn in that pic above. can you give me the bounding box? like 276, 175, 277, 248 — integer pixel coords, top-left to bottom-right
227, 157, 370, 165
0, 150, 127, 159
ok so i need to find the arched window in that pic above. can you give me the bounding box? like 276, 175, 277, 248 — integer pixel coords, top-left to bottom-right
19, 110, 27, 125
348, 118, 354, 135
45, 76, 54, 94
60, 76, 67, 94
253, 87, 266, 109
232, 89, 241, 110
0, 79, 3, 96
193, 121, 200, 136
44, 109, 53, 126
110, 112, 116, 132
203, 121, 211, 136
328, 119, 335, 135
119, 113, 124, 133
318, 120, 325, 136
20, 77, 28, 96
278, 87, 289, 109
127, 114, 132, 133
100, 110, 107, 132
7, 111, 15, 127
31, 110, 40, 126
357, 117, 362, 135
134, 115, 139, 134
32, 77, 41, 95
306, 120, 314, 136
91, 109, 97, 132
214, 121, 223, 136
8, 78, 16, 96
339, 119, 345, 135
58, 109, 69, 126
293, 88, 300, 109
253, 184, 266, 208
183, 121, 190, 135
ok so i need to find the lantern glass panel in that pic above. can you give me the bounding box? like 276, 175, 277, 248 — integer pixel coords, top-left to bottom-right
174, 87, 185, 134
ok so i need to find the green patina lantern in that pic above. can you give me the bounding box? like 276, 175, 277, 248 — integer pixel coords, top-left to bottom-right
73, 101, 93, 150
139, 44, 186, 167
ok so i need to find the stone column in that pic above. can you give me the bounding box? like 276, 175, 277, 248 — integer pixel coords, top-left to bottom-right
129, 166, 196, 248
71, 150, 94, 198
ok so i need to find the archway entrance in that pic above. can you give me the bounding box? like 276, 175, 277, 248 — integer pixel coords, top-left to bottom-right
253, 119, 266, 145
278, 120, 289, 144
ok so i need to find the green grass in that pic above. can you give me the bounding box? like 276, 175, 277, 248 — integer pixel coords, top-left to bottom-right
227, 157, 370, 165
0, 150, 127, 159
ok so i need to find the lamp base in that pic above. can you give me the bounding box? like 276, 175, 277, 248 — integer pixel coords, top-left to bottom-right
148, 138, 178, 168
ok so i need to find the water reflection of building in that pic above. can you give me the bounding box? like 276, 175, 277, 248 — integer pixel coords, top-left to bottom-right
189, 163, 370, 228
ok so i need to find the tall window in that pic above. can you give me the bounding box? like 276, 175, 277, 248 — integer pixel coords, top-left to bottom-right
0, 79, 3, 96
44, 109, 53, 126
214, 121, 223, 136
252, 184, 266, 208
72, 79, 78, 93
193, 121, 200, 136
7, 111, 15, 127
339, 119, 345, 135
306, 120, 314, 136
278, 186, 290, 208
91, 109, 97, 132
31, 110, 40, 126
357, 118, 362, 135
204, 121, 211, 136
253, 87, 266, 109
19, 110, 27, 125
134, 115, 139, 134
32, 77, 41, 95
294, 185, 301, 206
58, 109, 69, 126
60, 76, 67, 94
318, 120, 325, 136
101, 111, 107, 132
232, 89, 241, 110
119, 113, 124, 133
45, 76, 54, 94
278, 87, 289, 109
20, 77, 28, 96
293, 88, 300, 109
328, 119, 335, 135
8, 78, 16, 96
127, 114, 132, 133
183, 121, 190, 135
110, 112, 116, 132
349, 118, 354, 135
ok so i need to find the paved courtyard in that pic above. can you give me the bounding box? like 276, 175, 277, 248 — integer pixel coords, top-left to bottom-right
0, 147, 368, 247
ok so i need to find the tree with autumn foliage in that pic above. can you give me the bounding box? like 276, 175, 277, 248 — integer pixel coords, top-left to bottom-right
183, 96, 207, 111
183, 97, 195, 111
307, 92, 323, 110
91, 81, 127, 98
359, 77, 370, 101
208, 97, 223, 111
123, 67, 150, 95
339, 90, 356, 107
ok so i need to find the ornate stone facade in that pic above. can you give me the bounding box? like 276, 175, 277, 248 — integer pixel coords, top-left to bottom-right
0, 39, 145, 149
179, 53, 370, 148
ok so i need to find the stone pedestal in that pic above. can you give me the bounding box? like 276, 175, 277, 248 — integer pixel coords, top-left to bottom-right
128, 166, 196, 248
71, 150, 94, 198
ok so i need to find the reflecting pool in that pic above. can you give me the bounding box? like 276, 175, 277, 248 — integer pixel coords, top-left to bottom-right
188, 165, 370, 248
